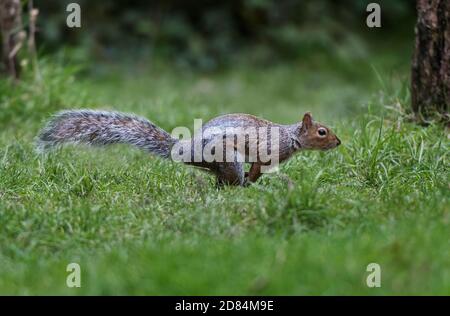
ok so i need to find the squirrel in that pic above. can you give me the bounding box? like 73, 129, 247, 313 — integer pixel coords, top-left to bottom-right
36, 110, 341, 186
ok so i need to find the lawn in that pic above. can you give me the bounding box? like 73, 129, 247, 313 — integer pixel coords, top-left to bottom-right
0, 53, 448, 295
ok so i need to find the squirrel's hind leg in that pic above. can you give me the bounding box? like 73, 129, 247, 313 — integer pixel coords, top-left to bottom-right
215, 162, 245, 187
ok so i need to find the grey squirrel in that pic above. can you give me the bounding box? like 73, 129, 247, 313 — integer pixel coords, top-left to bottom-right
37, 110, 341, 186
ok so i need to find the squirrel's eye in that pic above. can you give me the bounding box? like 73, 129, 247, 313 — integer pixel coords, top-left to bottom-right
318, 128, 327, 137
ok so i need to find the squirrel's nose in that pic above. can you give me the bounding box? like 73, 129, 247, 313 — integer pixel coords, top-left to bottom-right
336, 137, 341, 146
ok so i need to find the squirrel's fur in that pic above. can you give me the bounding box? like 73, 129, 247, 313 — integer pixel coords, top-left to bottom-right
37, 110, 341, 186
37, 110, 176, 158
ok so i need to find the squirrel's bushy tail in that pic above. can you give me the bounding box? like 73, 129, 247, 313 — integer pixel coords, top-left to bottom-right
36, 110, 176, 159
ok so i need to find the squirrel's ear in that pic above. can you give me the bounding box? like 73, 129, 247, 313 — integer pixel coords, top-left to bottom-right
302, 112, 313, 130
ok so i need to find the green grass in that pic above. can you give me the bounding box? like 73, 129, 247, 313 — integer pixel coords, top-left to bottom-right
0, 57, 448, 295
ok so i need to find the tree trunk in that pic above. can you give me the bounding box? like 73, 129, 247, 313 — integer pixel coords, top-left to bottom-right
411, 0, 450, 120
0, 0, 23, 80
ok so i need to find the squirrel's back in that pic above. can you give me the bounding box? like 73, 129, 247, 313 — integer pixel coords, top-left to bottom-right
202, 113, 275, 130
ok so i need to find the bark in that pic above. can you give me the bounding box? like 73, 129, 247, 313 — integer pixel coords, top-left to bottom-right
411, 0, 450, 119
0, 0, 23, 80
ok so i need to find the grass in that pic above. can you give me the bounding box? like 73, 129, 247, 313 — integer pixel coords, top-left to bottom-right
0, 55, 448, 295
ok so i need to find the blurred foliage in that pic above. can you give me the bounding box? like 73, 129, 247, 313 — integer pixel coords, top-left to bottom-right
0, 58, 85, 126
33, 0, 416, 70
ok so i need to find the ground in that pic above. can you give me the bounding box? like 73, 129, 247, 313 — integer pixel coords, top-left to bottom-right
0, 53, 448, 294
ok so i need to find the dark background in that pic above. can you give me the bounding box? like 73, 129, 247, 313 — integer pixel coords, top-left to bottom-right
36, 0, 416, 70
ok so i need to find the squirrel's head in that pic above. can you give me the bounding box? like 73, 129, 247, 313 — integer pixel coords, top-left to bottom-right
298, 112, 341, 150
